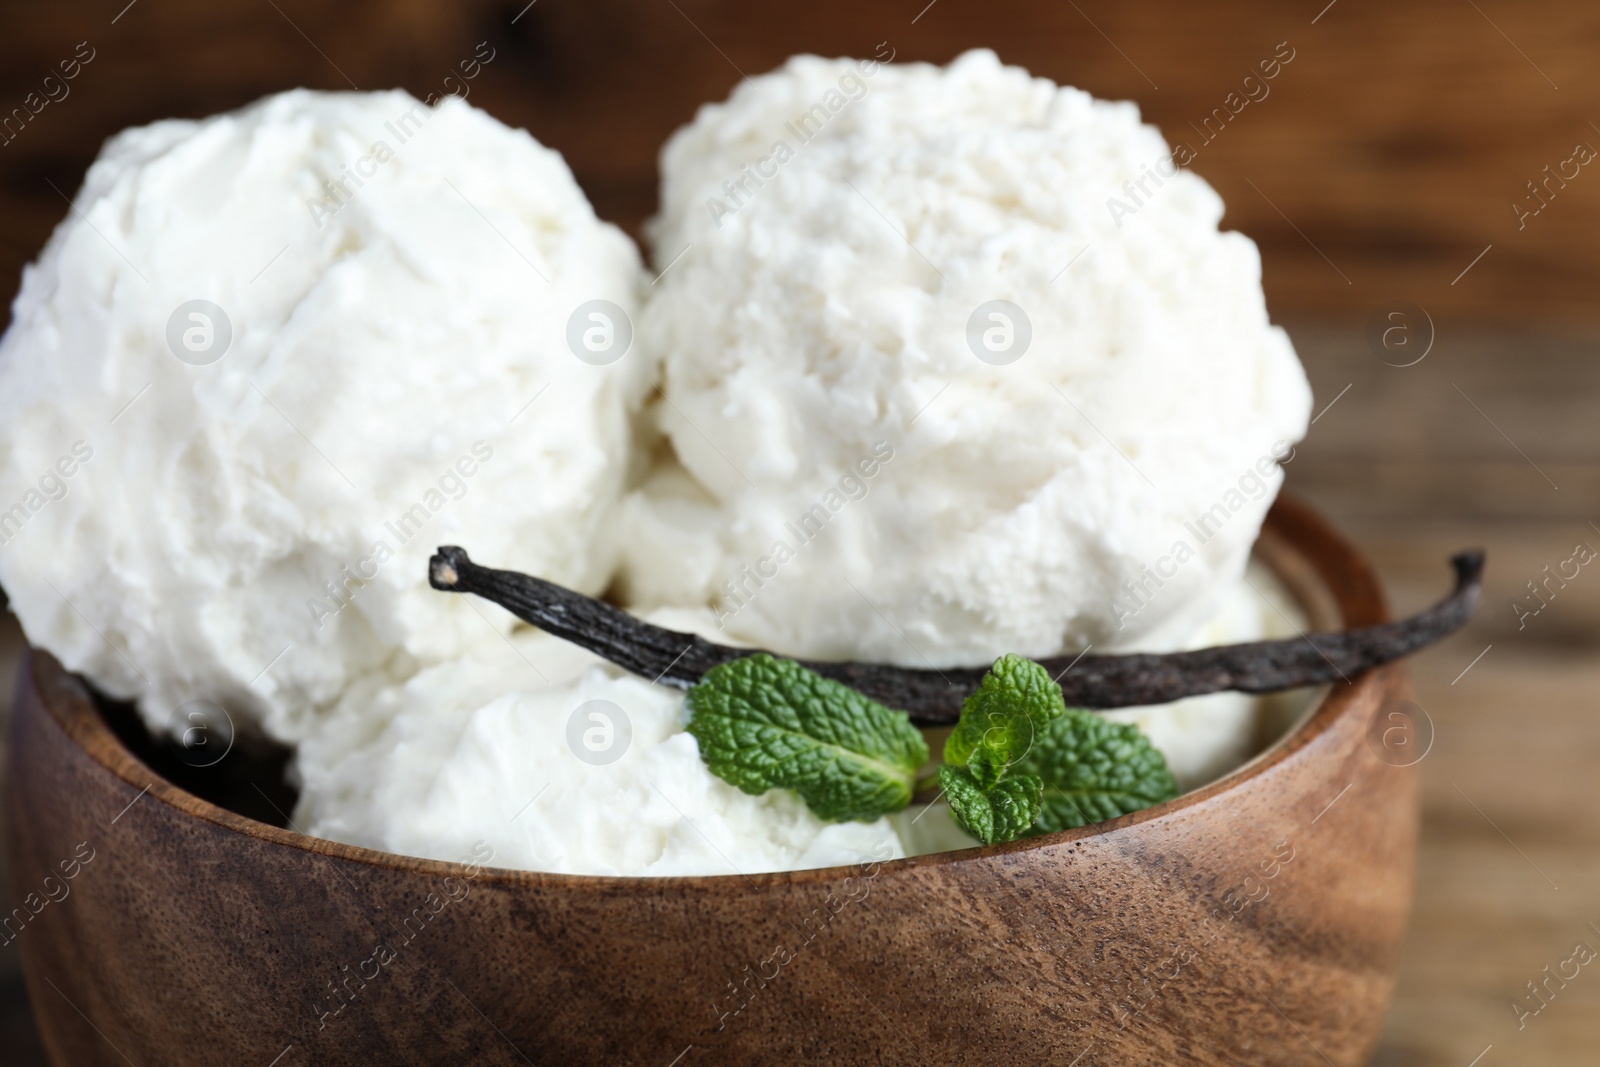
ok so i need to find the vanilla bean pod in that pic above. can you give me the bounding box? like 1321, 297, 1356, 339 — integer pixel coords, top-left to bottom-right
429, 546, 1483, 725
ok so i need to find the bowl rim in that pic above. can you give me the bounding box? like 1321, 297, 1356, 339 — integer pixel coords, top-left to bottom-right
24, 492, 1390, 891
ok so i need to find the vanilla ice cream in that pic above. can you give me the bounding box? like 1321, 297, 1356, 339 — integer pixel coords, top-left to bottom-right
624, 49, 1313, 669
0, 90, 648, 743
294, 574, 1302, 873
1, 62, 1319, 880
293, 619, 904, 875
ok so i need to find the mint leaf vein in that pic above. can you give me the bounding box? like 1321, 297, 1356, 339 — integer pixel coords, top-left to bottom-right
1015, 710, 1181, 835
685, 653, 930, 823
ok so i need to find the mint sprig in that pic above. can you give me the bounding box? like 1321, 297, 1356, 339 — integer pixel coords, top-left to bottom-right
943, 652, 1066, 788
685, 653, 929, 822
683, 650, 1177, 845
938, 653, 1060, 843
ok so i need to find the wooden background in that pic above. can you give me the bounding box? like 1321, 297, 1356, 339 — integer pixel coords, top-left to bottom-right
3, 1, 1600, 1064
2, 0, 1600, 321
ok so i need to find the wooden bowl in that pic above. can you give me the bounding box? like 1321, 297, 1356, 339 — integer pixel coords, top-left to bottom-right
5, 495, 1416, 1066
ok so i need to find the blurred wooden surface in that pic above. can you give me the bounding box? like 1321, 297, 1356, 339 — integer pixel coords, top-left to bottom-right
2, 0, 1600, 321
1291, 323, 1600, 1066
3, 0, 1600, 1061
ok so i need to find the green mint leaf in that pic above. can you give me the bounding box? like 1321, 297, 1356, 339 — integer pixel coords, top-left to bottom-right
938, 764, 1043, 845
943, 653, 1067, 788
1013, 710, 1180, 834
685, 654, 930, 822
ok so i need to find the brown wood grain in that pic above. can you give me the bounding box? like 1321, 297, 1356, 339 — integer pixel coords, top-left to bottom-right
4, 499, 1417, 1066
0, 1, 1598, 323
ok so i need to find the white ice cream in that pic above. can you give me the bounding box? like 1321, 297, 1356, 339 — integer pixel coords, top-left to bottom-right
293, 619, 904, 876
624, 49, 1313, 669
2, 60, 1317, 879
0, 90, 648, 744
294, 570, 1304, 873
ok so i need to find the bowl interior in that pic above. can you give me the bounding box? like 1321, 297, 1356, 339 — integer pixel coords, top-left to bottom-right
37, 493, 1383, 887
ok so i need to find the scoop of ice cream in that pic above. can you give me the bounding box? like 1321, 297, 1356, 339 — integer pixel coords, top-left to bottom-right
293, 623, 904, 876
623, 49, 1312, 667
0, 90, 648, 743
